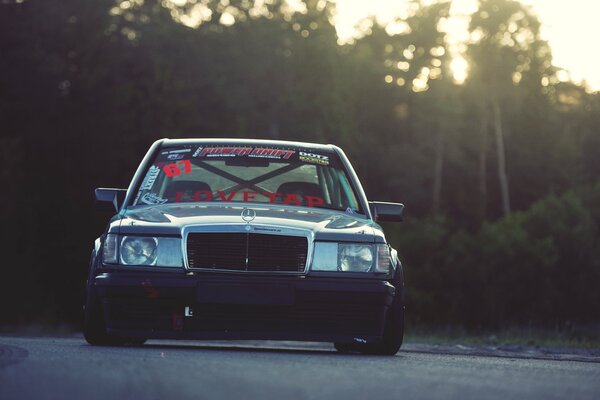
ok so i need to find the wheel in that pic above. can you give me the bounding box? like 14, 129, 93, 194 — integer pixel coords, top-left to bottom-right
335, 262, 405, 356
83, 251, 145, 346
362, 264, 405, 355
360, 298, 404, 355
83, 292, 119, 345
83, 293, 146, 346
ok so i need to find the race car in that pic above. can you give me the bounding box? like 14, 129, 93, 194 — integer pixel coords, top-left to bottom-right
85, 138, 405, 355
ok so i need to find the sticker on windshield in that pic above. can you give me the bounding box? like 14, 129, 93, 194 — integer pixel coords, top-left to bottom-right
167, 153, 185, 161
139, 165, 161, 191
173, 190, 324, 208
299, 151, 329, 165
192, 147, 203, 157
141, 193, 168, 205
192, 146, 296, 160
163, 160, 192, 177
249, 148, 295, 160
161, 148, 191, 155
133, 190, 142, 205
196, 146, 253, 157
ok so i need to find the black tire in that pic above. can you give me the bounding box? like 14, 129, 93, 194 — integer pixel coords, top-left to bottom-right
335, 263, 405, 356
360, 298, 404, 355
84, 251, 146, 346
83, 292, 118, 345
362, 264, 405, 355
83, 293, 147, 346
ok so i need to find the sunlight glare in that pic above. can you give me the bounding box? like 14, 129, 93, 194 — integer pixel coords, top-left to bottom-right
335, 0, 600, 91
450, 56, 468, 84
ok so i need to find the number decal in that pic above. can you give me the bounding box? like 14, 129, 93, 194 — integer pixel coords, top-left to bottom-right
163, 160, 192, 177
178, 159, 192, 173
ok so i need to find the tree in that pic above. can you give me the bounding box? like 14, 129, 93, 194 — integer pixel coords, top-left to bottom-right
467, 0, 547, 217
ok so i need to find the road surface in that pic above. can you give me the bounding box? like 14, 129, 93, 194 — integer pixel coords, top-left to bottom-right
1, 336, 599, 400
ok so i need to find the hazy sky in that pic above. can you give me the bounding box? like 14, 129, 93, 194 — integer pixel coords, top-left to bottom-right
335, 0, 600, 91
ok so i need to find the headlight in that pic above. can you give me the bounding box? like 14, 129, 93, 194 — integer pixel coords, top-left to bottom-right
339, 244, 373, 272
102, 235, 183, 267
120, 236, 157, 265
311, 243, 392, 274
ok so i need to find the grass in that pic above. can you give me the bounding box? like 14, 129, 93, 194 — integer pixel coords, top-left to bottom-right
405, 325, 600, 349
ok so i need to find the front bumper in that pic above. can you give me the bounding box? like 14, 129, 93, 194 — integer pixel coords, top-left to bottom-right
93, 271, 396, 343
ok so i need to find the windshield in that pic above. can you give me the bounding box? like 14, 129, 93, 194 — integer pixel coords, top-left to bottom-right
132, 144, 364, 215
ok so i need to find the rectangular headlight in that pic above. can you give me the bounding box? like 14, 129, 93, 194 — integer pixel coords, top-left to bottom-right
103, 235, 183, 267
155, 237, 184, 267
311, 242, 338, 271
311, 243, 391, 274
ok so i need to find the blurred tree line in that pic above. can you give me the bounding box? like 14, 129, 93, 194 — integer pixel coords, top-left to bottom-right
1, 0, 599, 334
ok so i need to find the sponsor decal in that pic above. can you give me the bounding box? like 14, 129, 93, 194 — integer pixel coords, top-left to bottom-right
141, 192, 168, 205
193, 146, 295, 160
163, 159, 192, 177
197, 146, 253, 157
299, 151, 329, 165
140, 165, 161, 191
167, 153, 185, 160
249, 148, 295, 160
133, 190, 142, 205
192, 146, 203, 157
161, 148, 192, 155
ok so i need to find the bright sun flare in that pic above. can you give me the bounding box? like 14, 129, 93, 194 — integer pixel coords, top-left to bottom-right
334, 0, 600, 91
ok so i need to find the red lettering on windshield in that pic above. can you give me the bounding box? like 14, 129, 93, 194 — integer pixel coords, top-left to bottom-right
174, 192, 184, 203
264, 191, 280, 203
193, 190, 212, 201
172, 190, 324, 208
283, 194, 301, 206
217, 191, 237, 201
243, 191, 257, 202
305, 196, 324, 208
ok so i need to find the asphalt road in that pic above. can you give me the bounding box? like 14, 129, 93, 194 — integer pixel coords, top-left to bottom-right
1, 336, 599, 400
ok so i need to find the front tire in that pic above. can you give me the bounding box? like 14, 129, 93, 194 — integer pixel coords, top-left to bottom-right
83, 292, 117, 345
361, 297, 404, 355
334, 262, 405, 356
84, 293, 146, 346
84, 252, 145, 346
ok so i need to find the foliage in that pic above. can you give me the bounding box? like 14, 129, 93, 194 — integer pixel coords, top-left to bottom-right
0, 0, 598, 329
390, 185, 600, 330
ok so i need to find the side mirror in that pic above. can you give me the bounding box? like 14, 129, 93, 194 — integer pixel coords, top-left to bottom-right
94, 188, 127, 213
369, 201, 404, 222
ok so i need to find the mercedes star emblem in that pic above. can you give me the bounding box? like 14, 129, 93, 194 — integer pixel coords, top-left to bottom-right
241, 208, 256, 223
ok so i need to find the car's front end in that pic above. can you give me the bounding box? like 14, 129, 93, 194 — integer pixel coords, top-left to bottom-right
85, 139, 405, 354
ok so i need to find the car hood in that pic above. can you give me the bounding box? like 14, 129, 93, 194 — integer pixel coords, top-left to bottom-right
113, 203, 384, 243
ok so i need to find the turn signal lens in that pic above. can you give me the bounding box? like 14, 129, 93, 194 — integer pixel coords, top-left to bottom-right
375, 244, 392, 273
102, 234, 118, 264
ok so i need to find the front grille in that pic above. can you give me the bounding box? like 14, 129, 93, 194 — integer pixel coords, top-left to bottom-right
187, 233, 308, 273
